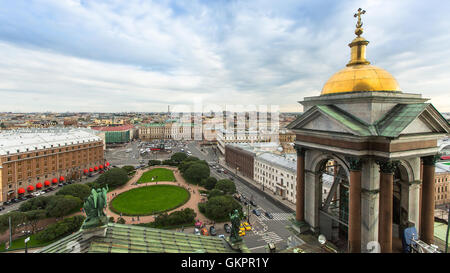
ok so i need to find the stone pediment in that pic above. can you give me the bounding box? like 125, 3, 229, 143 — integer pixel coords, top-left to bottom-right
376, 103, 450, 137
287, 105, 374, 136
288, 103, 450, 138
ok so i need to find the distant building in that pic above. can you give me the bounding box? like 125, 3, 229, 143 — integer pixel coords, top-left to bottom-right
435, 162, 450, 205
138, 122, 201, 141
254, 153, 297, 203
91, 125, 135, 145
0, 128, 105, 203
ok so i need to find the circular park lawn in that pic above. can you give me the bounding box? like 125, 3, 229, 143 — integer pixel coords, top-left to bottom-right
137, 168, 176, 184
110, 185, 189, 216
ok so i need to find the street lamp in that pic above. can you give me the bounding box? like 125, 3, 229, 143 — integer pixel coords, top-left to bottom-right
24, 236, 30, 253
446, 205, 449, 253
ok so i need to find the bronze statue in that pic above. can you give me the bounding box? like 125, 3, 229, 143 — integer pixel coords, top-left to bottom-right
229, 209, 242, 243
82, 185, 109, 229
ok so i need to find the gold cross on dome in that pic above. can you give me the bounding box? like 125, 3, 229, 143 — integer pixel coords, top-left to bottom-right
354, 8, 366, 28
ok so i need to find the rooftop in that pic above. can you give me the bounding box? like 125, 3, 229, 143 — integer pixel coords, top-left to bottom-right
39, 223, 242, 253
256, 152, 297, 173
91, 124, 134, 131
0, 128, 101, 156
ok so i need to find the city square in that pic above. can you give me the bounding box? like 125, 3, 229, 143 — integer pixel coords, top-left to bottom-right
0, 2, 449, 268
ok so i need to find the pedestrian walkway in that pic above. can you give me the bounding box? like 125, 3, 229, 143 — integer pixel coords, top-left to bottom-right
104, 166, 209, 224
258, 231, 284, 244
261, 213, 293, 221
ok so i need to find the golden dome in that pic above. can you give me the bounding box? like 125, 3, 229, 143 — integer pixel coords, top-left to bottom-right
321, 8, 401, 95
321, 65, 401, 95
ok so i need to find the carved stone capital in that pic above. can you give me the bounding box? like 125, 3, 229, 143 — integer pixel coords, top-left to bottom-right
346, 156, 363, 171
294, 144, 306, 157
376, 159, 399, 174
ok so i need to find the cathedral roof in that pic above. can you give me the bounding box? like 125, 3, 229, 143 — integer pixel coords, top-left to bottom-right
321, 9, 401, 95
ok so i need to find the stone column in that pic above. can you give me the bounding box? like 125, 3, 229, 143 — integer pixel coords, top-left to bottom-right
376, 160, 399, 253
346, 157, 363, 253
294, 144, 306, 222
420, 155, 437, 244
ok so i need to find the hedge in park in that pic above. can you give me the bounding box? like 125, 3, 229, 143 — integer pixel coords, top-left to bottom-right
35, 215, 85, 243
140, 208, 197, 228
148, 160, 161, 166
56, 184, 91, 201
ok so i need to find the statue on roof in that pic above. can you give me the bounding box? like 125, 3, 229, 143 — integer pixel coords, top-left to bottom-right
82, 185, 109, 229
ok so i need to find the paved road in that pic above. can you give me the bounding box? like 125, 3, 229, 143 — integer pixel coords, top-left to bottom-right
186, 142, 294, 253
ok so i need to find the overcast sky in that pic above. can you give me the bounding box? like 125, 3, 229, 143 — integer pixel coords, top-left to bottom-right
0, 0, 449, 113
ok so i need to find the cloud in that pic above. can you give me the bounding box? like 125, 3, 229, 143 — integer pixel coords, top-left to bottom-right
0, 0, 449, 112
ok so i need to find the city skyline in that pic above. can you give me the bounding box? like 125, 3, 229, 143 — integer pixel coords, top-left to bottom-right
1, 0, 450, 113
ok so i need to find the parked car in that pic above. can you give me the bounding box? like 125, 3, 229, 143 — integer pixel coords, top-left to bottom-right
209, 226, 217, 236
0, 207, 4, 211
223, 170, 228, 174
243, 200, 248, 206
224, 223, 231, 233
201, 227, 209, 236
194, 228, 201, 235
250, 200, 257, 206
242, 222, 252, 231
218, 234, 225, 239
3, 201, 11, 206
265, 212, 274, 219
252, 209, 261, 216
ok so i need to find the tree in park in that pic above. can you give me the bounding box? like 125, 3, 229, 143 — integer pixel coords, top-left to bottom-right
25, 210, 47, 234
0, 211, 27, 235
183, 163, 210, 184
207, 189, 224, 199
203, 176, 217, 190
214, 179, 236, 194
95, 168, 129, 189
201, 195, 242, 221
19, 196, 51, 212
170, 152, 188, 164
46, 195, 83, 218
56, 184, 91, 201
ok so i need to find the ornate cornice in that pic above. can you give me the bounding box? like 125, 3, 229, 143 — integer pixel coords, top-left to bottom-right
376, 159, 399, 174
345, 156, 363, 171
294, 144, 306, 157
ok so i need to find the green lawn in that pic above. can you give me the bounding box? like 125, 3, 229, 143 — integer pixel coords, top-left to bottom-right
138, 168, 176, 184
110, 185, 190, 216
0, 233, 57, 252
